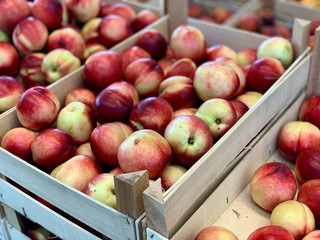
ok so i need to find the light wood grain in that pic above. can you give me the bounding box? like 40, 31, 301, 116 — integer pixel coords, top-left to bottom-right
291, 18, 311, 57
115, 171, 149, 219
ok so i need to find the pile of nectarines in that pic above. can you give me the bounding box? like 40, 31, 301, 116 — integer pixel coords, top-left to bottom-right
0, 18, 297, 221
0, 0, 160, 113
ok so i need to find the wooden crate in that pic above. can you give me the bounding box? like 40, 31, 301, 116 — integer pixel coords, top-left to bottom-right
0, 1, 312, 240
142, 2, 312, 239
0, 15, 170, 240
146, 27, 320, 240
275, 0, 320, 21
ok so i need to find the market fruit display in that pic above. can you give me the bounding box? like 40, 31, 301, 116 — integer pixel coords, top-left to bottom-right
0, 22, 298, 213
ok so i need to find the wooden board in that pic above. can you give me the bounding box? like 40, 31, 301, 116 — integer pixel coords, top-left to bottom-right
0, 218, 10, 240
103, 0, 165, 15
0, 179, 102, 240
275, 0, 320, 21
142, 15, 312, 238
0, 0, 164, 121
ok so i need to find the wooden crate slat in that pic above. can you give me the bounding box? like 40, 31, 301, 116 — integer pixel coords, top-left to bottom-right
0, 150, 137, 240
104, 0, 164, 15
0, 179, 102, 240
0, 218, 11, 240
0, 1, 314, 239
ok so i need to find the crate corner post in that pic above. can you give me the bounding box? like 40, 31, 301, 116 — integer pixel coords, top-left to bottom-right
306, 27, 320, 97
291, 18, 311, 57
143, 179, 169, 239
114, 170, 149, 220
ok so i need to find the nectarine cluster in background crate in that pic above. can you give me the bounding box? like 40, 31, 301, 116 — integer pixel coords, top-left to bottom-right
187, 0, 244, 24
225, 0, 293, 39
